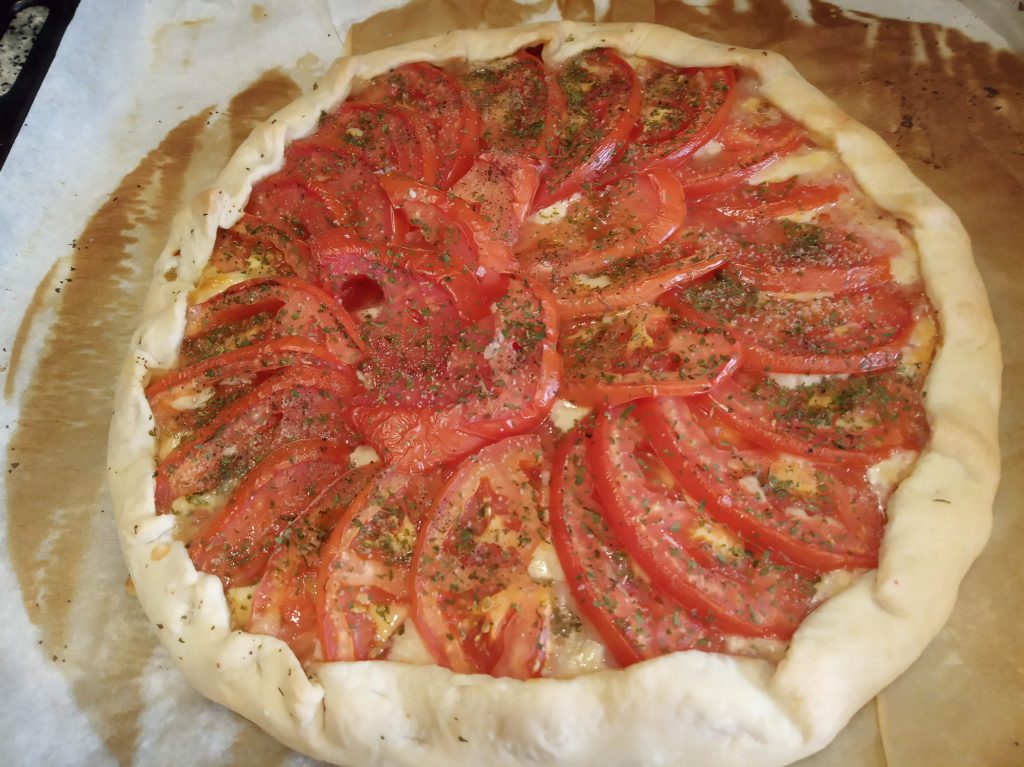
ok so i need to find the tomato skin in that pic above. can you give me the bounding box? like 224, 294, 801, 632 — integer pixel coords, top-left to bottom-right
705, 368, 929, 465
450, 150, 541, 245
534, 48, 642, 210
560, 294, 740, 407
147, 337, 352, 437
637, 398, 879, 571
190, 440, 355, 589
381, 174, 518, 276
181, 277, 365, 366
154, 365, 362, 513
461, 50, 566, 167
693, 180, 843, 221
355, 62, 481, 189
411, 435, 552, 678
588, 405, 817, 638
549, 431, 724, 666
248, 463, 379, 663
317, 469, 444, 662
349, 278, 561, 472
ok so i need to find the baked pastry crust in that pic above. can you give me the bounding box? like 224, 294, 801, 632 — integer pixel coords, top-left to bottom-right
107, 20, 1001, 767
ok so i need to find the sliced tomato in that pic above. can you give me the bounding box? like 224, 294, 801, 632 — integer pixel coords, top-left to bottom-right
534, 48, 642, 209
603, 65, 736, 181
381, 173, 517, 277
525, 224, 738, 319
518, 168, 685, 266
460, 49, 566, 166
706, 368, 929, 465
560, 294, 740, 407
550, 431, 724, 666
318, 469, 445, 662
180, 277, 364, 366
310, 101, 438, 184
726, 217, 893, 293
275, 144, 396, 244
154, 365, 361, 512
450, 150, 540, 244
411, 435, 552, 677
638, 398, 880, 571
189, 440, 354, 589
246, 179, 337, 241
679, 272, 918, 374
147, 337, 351, 437
694, 179, 843, 220
354, 62, 480, 188
209, 214, 314, 279
589, 405, 817, 638
673, 95, 805, 197
248, 463, 380, 663
350, 277, 560, 472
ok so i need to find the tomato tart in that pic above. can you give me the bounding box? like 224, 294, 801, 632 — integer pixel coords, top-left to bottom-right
109, 21, 1001, 767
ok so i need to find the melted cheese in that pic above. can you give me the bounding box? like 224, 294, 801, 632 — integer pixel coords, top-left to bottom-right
189, 267, 248, 303
550, 399, 592, 432
748, 148, 838, 184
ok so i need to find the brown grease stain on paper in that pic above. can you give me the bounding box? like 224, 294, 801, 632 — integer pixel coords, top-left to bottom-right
5, 70, 300, 766
6, 1, 1023, 765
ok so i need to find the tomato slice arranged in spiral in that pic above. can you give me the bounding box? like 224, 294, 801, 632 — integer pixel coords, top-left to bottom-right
355, 62, 481, 188
318, 469, 444, 662
154, 365, 361, 512
638, 398, 880, 571
412, 435, 552, 677
450, 150, 541, 245
248, 463, 380, 663
209, 214, 314, 279
181, 277, 364, 366
589, 405, 818, 638
706, 368, 929, 465
550, 431, 724, 666
559, 293, 740, 407
534, 48, 642, 209
460, 49, 566, 166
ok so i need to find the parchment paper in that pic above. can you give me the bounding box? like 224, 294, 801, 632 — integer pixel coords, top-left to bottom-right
0, 1, 1020, 765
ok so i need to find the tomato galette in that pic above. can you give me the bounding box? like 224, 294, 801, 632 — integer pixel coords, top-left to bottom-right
109, 21, 1000, 767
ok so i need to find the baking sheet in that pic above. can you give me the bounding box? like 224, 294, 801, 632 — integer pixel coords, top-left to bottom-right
0, 1, 1021, 765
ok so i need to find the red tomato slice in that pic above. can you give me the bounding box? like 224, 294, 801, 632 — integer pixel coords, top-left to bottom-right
534, 48, 642, 209
526, 224, 738, 319
181, 277, 364, 366
381, 173, 517, 276
518, 168, 685, 266
147, 337, 351, 437
559, 294, 740, 407
705, 368, 930, 465
189, 440, 354, 588
674, 96, 805, 197
354, 62, 481, 188
450, 150, 541, 244
638, 398, 879, 571
679, 272, 918, 374
694, 179, 843, 220
246, 179, 337, 241
276, 144, 396, 244
248, 463, 380, 663
603, 65, 736, 181
549, 431, 724, 666
350, 277, 560, 472
318, 469, 445, 662
726, 217, 894, 293
411, 435, 552, 678
310, 101, 438, 184
460, 50, 566, 167
154, 365, 361, 512
589, 405, 817, 638
209, 214, 314, 279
